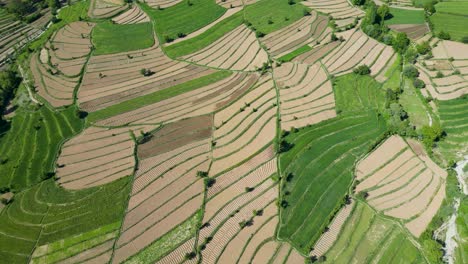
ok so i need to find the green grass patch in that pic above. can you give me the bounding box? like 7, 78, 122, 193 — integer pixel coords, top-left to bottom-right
0, 105, 83, 190
140, 0, 226, 44
244, 0, 310, 35
164, 11, 243, 58
333, 73, 387, 114
87, 70, 232, 123
278, 112, 387, 254
278, 45, 312, 62
92, 22, 154, 55
385, 7, 425, 25
456, 196, 468, 264
431, 1, 468, 41
125, 211, 200, 263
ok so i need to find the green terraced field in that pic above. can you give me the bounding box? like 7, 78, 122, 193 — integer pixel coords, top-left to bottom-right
244, 0, 310, 35
386, 8, 425, 25
278, 112, 387, 253
437, 98, 468, 161
0, 177, 131, 262
0, 106, 82, 190
92, 22, 155, 55
431, 1, 468, 41
141, 0, 226, 44
324, 201, 426, 263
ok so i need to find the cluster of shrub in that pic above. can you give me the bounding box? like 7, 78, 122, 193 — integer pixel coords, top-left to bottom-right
3, 0, 66, 23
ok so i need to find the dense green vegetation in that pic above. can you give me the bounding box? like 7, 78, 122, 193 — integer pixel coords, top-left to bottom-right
278, 112, 387, 253
437, 97, 468, 162
386, 7, 425, 25
431, 1, 468, 41
244, 0, 310, 35
0, 67, 21, 126
323, 202, 427, 263
92, 22, 155, 55
0, 105, 83, 190
163, 11, 244, 58
140, 0, 226, 44
126, 212, 200, 263
0, 177, 131, 263
87, 71, 232, 123
333, 73, 386, 114
456, 196, 468, 264
277, 45, 312, 62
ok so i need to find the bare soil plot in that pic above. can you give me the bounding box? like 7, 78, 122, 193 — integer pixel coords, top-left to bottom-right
79, 44, 216, 112
293, 41, 340, 65
210, 75, 277, 175
29, 22, 94, 107
182, 25, 268, 71
88, 0, 128, 19
301, 0, 364, 25
274, 62, 336, 129
388, 24, 429, 40
355, 136, 447, 237
113, 135, 211, 263
321, 29, 395, 78
56, 125, 153, 190
112, 4, 150, 24
260, 11, 329, 57
96, 73, 259, 126
310, 200, 354, 257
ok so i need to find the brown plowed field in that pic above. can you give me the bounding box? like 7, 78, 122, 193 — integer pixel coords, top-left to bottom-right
183, 25, 268, 71
89, 0, 128, 19
388, 24, 429, 40
355, 136, 447, 237
112, 4, 150, 24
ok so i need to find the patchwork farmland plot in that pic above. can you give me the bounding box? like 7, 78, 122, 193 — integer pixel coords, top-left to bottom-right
437, 98, 468, 161
111, 4, 150, 24
388, 24, 429, 40
112, 116, 212, 263
273, 62, 336, 129
88, 0, 128, 19
78, 44, 215, 112
261, 11, 331, 58
322, 201, 427, 263
301, 0, 364, 26
416, 40, 468, 100
431, 1, 468, 42
210, 75, 277, 175
356, 136, 447, 237
0, 106, 82, 190
94, 72, 257, 125
0, 9, 42, 64
55, 125, 153, 190
182, 25, 268, 71
278, 112, 387, 253
30, 21, 94, 107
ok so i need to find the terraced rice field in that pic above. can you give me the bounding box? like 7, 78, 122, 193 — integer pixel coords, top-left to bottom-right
416, 40, 468, 100
0, 106, 82, 190
88, 0, 128, 19
356, 136, 447, 237
323, 201, 427, 263
437, 98, 468, 161
274, 62, 336, 129
0, 9, 43, 64
30, 21, 94, 107
301, 0, 364, 27
278, 112, 387, 253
